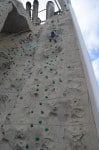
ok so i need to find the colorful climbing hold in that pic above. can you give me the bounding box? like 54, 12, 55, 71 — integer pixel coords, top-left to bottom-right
45, 96, 48, 99
39, 102, 42, 105
40, 72, 43, 74
35, 137, 40, 141
41, 111, 44, 114
20, 96, 23, 99
25, 144, 29, 149
34, 93, 38, 97
36, 89, 39, 91
39, 120, 42, 124
45, 88, 48, 92
31, 110, 34, 114
30, 124, 34, 128
52, 80, 55, 84
50, 68, 53, 71
45, 128, 49, 132
44, 66, 47, 68
45, 76, 48, 79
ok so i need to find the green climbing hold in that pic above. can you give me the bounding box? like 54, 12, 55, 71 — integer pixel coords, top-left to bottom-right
31, 110, 34, 114
26, 144, 29, 149
30, 124, 34, 128
44, 66, 47, 68
45, 96, 48, 99
41, 111, 44, 114
36, 89, 39, 91
40, 72, 43, 74
39, 120, 42, 124
39, 102, 42, 105
35, 137, 40, 141
45, 128, 49, 132
34, 92, 38, 97
45, 76, 48, 79
50, 68, 53, 71
45, 88, 48, 92
52, 80, 55, 84
37, 84, 39, 87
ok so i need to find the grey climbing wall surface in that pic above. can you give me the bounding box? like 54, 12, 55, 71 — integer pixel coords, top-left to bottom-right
0, 11, 99, 150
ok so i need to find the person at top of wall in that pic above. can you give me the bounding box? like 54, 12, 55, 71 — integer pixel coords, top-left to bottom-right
49, 30, 57, 43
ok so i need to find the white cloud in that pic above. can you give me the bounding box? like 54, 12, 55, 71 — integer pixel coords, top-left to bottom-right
71, 0, 99, 52
71, 0, 99, 85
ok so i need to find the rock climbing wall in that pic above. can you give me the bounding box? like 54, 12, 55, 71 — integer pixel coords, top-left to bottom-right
0, 11, 99, 150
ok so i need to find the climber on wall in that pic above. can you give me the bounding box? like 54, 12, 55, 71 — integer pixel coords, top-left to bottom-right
49, 30, 57, 43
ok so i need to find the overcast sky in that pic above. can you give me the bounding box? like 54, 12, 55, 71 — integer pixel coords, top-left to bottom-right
20, 0, 99, 85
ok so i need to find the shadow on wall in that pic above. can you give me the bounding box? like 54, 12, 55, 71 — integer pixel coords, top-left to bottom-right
1, 6, 30, 34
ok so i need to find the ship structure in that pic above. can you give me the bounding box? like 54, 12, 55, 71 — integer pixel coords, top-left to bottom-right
0, 0, 99, 150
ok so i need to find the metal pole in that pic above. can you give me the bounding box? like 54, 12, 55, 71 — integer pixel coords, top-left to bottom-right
38, 9, 46, 13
